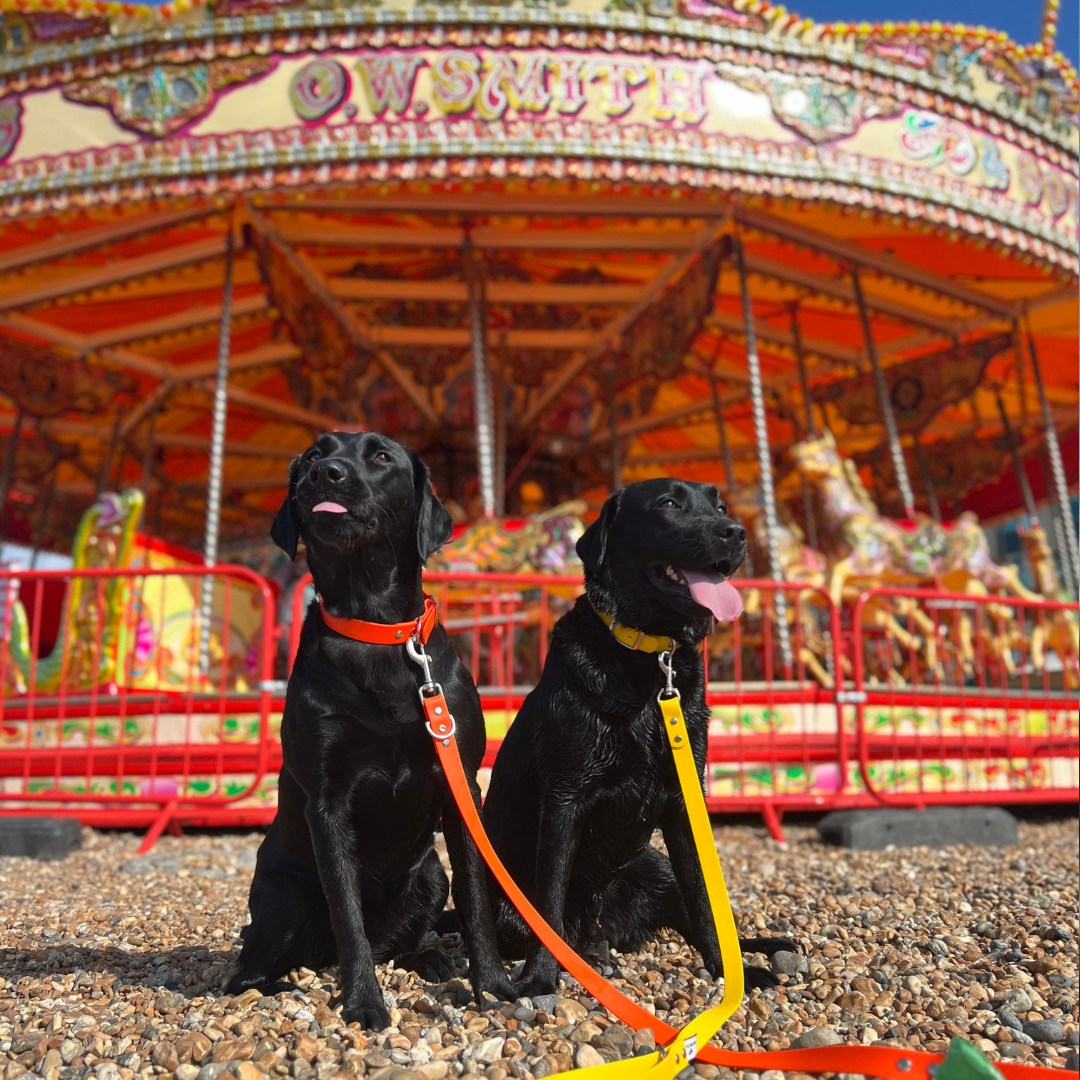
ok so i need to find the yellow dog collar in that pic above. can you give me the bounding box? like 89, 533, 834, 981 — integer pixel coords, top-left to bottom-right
591, 603, 679, 655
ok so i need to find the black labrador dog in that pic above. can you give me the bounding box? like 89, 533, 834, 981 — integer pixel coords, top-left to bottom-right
230, 431, 514, 1028
483, 478, 794, 996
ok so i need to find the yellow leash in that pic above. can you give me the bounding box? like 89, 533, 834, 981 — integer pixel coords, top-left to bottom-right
547, 651, 745, 1080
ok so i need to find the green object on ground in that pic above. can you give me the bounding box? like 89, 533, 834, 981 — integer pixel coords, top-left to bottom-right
933, 1037, 1006, 1080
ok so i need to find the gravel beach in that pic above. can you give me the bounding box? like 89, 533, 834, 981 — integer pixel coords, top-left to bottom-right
1, 818, 1076, 1080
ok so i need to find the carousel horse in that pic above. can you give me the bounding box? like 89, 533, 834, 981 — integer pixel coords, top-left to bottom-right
790, 431, 1041, 606
426, 500, 587, 574
7, 489, 145, 692
737, 509, 938, 687
1018, 522, 1079, 684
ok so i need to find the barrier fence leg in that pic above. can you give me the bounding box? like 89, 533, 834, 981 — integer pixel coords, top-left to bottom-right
138, 799, 179, 855
761, 802, 787, 847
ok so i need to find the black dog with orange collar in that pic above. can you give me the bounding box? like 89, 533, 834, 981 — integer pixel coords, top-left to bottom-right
229, 431, 514, 1029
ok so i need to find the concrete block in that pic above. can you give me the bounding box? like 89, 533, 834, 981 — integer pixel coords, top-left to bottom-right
816, 807, 1017, 851
0, 817, 83, 860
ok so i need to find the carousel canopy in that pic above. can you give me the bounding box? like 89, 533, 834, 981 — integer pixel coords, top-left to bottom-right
0, 0, 1075, 548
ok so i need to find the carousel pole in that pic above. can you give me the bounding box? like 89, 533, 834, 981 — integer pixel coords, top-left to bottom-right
735, 238, 791, 671
141, 409, 157, 495
851, 268, 915, 518
912, 436, 941, 523
1027, 320, 1078, 599
29, 467, 57, 570
708, 372, 736, 492
97, 421, 121, 496
465, 231, 496, 518
607, 364, 621, 492
789, 304, 819, 551
199, 220, 237, 675
996, 392, 1039, 524
493, 336, 507, 517
0, 404, 24, 545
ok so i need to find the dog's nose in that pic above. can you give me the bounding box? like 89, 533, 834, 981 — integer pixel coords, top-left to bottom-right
311, 461, 347, 484
715, 521, 746, 543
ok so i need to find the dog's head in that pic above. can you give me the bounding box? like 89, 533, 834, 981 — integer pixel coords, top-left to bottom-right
270, 432, 453, 571
576, 478, 746, 642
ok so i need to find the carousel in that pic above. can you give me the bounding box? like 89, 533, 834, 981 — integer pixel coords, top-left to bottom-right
0, 0, 1077, 826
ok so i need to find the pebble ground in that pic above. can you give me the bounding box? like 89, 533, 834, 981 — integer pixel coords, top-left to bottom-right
1, 818, 1076, 1080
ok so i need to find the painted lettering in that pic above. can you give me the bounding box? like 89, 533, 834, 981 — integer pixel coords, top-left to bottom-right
548, 55, 586, 115
477, 54, 552, 120
355, 54, 426, 115
584, 58, 648, 116
432, 50, 482, 114
647, 59, 708, 124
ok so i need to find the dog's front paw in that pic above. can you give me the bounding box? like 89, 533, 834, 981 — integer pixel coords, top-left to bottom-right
472, 970, 517, 1006
511, 971, 558, 999
739, 936, 799, 958
743, 964, 780, 990
340, 1000, 392, 1032
408, 947, 459, 984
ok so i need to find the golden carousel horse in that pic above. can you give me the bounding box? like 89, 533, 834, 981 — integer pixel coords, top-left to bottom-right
1018, 522, 1079, 685
789, 432, 1043, 679
789, 431, 1041, 606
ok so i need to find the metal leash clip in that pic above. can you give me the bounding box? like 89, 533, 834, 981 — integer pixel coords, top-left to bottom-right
657, 649, 680, 702
406, 634, 456, 744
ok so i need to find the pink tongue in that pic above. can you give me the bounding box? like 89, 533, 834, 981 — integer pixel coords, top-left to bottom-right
312, 501, 348, 514
679, 569, 743, 622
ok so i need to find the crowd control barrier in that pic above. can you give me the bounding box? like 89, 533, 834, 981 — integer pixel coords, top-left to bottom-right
2, 568, 1076, 847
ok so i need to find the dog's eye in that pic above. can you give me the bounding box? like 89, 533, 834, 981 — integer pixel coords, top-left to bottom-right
307, 451, 321, 462
718, 502, 727, 516
373, 450, 391, 464
658, 498, 678, 510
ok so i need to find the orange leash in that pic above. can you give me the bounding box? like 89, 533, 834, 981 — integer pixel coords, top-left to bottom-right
407, 642, 1057, 1080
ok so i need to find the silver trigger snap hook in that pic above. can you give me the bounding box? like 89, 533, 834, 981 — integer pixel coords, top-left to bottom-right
658, 649, 679, 701
406, 634, 435, 691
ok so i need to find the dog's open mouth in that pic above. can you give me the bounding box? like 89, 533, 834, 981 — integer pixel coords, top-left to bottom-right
650, 564, 743, 622
312, 501, 348, 514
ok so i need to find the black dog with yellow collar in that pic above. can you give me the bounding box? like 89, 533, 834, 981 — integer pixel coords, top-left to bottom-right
484, 478, 796, 997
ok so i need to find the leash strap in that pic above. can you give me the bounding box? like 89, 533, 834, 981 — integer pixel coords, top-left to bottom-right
415, 649, 1057, 1080
319, 594, 439, 646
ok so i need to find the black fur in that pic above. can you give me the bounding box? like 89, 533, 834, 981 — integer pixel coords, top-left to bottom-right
483, 478, 796, 997
231, 431, 514, 1028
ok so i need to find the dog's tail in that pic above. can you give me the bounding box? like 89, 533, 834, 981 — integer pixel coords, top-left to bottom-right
433, 909, 461, 936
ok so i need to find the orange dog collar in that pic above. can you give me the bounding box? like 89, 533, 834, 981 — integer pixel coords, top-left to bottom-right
318, 594, 439, 646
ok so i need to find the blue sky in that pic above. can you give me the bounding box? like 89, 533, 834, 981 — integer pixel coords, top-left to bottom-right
794, 0, 1078, 64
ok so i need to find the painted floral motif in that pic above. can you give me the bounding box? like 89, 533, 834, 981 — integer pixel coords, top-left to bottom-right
980, 135, 1010, 191
896, 109, 977, 175
62, 59, 274, 137
1044, 167, 1070, 218
0, 97, 19, 162
1016, 152, 1044, 205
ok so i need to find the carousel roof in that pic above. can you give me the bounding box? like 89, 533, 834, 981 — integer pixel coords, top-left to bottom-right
0, 0, 1075, 547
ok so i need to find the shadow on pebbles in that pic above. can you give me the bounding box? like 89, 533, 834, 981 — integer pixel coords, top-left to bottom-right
0, 820, 1076, 1080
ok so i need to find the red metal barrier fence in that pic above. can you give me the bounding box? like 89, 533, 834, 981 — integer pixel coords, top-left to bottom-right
0, 565, 279, 851
3, 567, 1077, 847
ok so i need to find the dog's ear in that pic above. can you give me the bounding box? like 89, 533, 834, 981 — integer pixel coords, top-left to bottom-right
576, 488, 621, 573
411, 451, 454, 564
270, 456, 303, 560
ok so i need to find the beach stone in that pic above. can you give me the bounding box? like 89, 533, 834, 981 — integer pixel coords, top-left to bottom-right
572, 1047, 604, 1070
553, 1001, 587, 1023
176, 1067, 201, 1080
770, 951, 808, 978
998, 1010, 1023, 1032
1022, 1019, 1065, 1043
1001, 988, 1033, 1013
789, 1028, 841, 1049
472, 1040, 505, 1067
530, 998, 560, 1016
